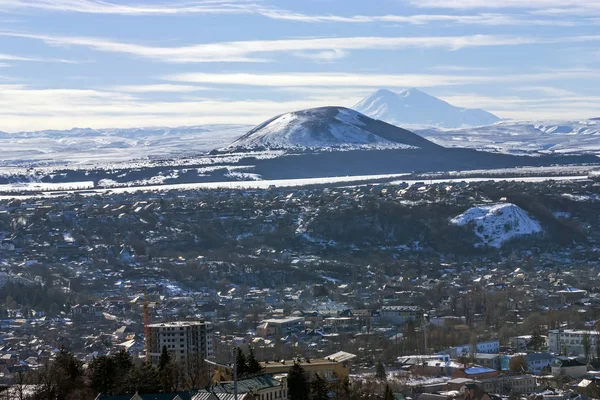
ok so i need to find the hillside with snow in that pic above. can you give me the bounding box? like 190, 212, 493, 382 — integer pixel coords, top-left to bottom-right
221, 106, 441, 152
353, 88, 500, 129
450, 203, 542, 248
0, 125, 249, 167
417, 119, 600, 155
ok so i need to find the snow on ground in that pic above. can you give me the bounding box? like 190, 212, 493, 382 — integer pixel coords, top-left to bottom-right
450, 203, 542, 248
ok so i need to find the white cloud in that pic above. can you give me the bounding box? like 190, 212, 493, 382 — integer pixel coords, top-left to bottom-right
293, 49, 349, 62
0, 0, 581, 26
164, 70, 600, 88
0, 83, 347, 132
0, 52, 80, 64
110, 84, 211, 93
513, 86, 578, 97
4, 31, 600, 63
406, 0, 600, 10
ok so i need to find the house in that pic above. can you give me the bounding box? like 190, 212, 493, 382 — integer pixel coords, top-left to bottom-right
524, 353, 556, 374
452, 366, 499, 380
379, 306, 421, 325
256, 316, 305, 338
210, 374, 288, 400
95, 392, 194, 400
478, 374, 537, 394
551, 357, 588, 378
472, 354, 500, 370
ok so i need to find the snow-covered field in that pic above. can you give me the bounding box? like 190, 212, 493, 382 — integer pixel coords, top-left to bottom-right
0, 181, 94, 192
0, 125, 249, 167
450, 203, 543, 248
418, 119, 600, 154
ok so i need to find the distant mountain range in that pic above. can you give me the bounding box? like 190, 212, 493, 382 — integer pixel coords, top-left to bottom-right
221, 106, 440, 152
353, 88, 500, 128
417, 119, 600, 154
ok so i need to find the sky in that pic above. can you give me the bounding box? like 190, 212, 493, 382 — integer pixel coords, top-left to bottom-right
0, 0, 599, 132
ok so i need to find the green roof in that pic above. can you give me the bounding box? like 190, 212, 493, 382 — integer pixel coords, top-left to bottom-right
211, 375, 281, 394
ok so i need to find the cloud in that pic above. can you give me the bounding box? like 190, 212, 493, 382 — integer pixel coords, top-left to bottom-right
0, 52, 81, 64
0, 0, 581, 26
405, 0, 600, 9
4, 31, 600, 63
513, 86, 578, 97
293, 49, 349, 62
110, 84, 211, 93
0, 83, 345, 132
164, 70, 600, 88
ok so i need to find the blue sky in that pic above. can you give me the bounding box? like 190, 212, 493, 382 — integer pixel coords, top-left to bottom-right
0, 0, 599, 132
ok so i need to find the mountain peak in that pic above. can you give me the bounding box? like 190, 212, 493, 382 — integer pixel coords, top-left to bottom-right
354, 88, 500, 129
221, 106, 440, 152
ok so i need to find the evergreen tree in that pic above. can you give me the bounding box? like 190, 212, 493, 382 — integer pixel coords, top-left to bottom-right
383, 383, 395, 400
529, 330, 544, 351
246, 347, 264, 375
88, 355, 116, 395
53, 347, 84, 399
375, 360, 387, 381
236, 348, 247, 377
310, 374, 329, 400
123, 363, 161, 394
159, 345, 171, 371
288, 362, 309, 400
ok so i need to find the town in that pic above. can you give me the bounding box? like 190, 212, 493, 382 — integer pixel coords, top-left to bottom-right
1, 179, 600, 399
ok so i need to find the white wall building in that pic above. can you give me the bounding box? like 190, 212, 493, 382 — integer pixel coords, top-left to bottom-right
548, 329, 599, 356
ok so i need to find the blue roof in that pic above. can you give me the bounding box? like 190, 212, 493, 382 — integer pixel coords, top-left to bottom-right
464, 367, 496, 375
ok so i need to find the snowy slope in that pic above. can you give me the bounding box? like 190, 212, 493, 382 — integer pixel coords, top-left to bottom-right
417, 119, 600, 154
353, 88, 500, 129
222, 106, 440, 152
450, 203, 542, 248
0, 125, 250, 167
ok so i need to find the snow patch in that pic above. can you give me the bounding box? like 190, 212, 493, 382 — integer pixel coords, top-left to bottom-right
450, 203, 542, 248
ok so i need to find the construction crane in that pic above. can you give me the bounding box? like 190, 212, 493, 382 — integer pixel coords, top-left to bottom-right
144, 291, 151, 364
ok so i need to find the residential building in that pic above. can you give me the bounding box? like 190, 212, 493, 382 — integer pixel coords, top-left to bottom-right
379, 305, 421, 325
524, 353, 556, 374
256, 316, 305, 338
210, 374, 288, 400
257, 352, 356, 382
551, 357, 588, 378
478, 374, 537, 394
548, 329, 599, 356
147, 320, 214, 373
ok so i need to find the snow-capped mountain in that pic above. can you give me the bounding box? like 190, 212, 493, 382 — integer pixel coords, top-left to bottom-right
416, 119, 600, 154
221, 106, 440, 152
353, 88, 500, 129
450, 203, 542, 248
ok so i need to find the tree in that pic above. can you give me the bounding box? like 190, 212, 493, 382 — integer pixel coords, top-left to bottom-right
159, 345, 171, 371
246, 347, 264, 375
375, 360, 387, 381
236, 348, 247, 377
310, 374, 329, 400
383, 383, 395, 400
88, 355, 116, 394
529, 330, 544, 351
288, 362, 309, 400
583, 333, 592, 362
54, 348, 84, 398
508, 355, 527, 373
